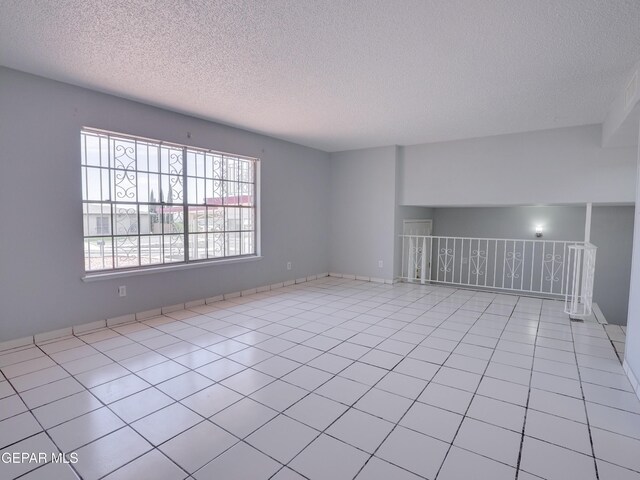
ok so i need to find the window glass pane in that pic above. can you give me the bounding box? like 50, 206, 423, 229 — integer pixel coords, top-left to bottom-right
189, 234, 207, 260
112, 139, 136, 170
238, 159, 253, 183
225, 207, 240, 231
208, 207, 224, 232
85, 237, 113, 271
225, 157, 238, 181
83, 203, 112, 236
225, 232, 240, 257
136, 142, 149, 171
188, 206, 207, 233
140, 235, 163, 265
164, 235, 185, 263
148, 145, 159, 173
138, 204, 153, 235
81, 129, 257, 272
196, 152, 206, 177
115, 236, 139, 268
167, 147, 183, 175
113, 169, 137, 202
241, 208, 254, 232
241, 232, 254, 255
84, 167, 105, 202
239, 183, 253, 206
187, 151, 196, 177
83, 133, 101, 167
113, 204, 139, 235
208, 233, 224, 258
223, 181, 239, 205
162, 205, 184, 233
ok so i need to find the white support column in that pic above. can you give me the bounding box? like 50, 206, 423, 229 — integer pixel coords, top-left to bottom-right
585, 202, 592, 243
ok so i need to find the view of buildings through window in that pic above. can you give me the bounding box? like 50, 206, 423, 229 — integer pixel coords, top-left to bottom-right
81, 129, 258, 272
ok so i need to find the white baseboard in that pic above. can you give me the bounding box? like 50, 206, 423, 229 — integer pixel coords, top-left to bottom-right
0, 272, 333, 353
135, 308, 162, 320
329, 272, 394, 285
185, 298, 205, 308
107, 314, 136, 327
623, 359, 640, 401
34, 327, 73, 344
73, 319, 107, 335
0, 336, 34, 353
161, 303, 185, 314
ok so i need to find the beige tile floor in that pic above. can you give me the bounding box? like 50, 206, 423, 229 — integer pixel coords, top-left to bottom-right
0, 277, 639, 479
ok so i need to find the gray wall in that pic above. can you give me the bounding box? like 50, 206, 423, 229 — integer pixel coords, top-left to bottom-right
430, 206, 634, 325
0, 67, 331, 341
624, 123, 640, 389
329, 146, 396, 280
402, 125, 637, 206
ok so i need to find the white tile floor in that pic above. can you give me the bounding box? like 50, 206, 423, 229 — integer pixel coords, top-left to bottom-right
1, 277, 639, 479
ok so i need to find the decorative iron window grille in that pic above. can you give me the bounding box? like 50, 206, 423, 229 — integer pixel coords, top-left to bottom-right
81, 128, 258, 272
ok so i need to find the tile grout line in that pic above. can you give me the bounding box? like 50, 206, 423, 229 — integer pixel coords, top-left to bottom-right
513, 299, 542, 479
0, 279, 633, 480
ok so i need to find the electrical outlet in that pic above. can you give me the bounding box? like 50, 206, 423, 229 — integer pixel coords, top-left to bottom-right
286, 262, 292, 270
378, 260, 383, 268
118, 286, 127, 297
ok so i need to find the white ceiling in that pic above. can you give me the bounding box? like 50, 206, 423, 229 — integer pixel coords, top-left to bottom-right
1, 0, 639, 152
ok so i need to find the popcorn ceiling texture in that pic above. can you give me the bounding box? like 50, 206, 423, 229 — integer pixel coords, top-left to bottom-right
1, 0, 639, 151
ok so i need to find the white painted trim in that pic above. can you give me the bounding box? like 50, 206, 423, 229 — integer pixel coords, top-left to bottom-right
107, 314, 136, 327
623, 359, 640, 401
592, 303, 608, 324
82, 255, 264, 282
34, 327, 73, 344
162, 304, 185, 314
0, 272, 330, 351
329, 272, 395, 285
403, 218, 433, 236
185, 299, 206, 308
0, 336, 34, 352
73, 320, 107, 335
136, 308, 162, 320
206, 295, 224, 304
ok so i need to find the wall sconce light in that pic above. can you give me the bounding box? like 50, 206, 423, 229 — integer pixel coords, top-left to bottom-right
535, 226, 543, 238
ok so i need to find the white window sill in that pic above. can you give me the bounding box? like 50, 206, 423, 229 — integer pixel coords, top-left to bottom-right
82, 255, 263, 282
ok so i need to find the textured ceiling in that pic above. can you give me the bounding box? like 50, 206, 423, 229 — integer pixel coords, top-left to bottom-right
1, 0, 640, 152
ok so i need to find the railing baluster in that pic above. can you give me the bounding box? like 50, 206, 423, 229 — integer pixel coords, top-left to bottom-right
437, 237, 441, 282
540, 241, 545, 292
399, 235, 594, 314
420, 236, 427, 284
484, 239, 489, 287
560, 242, 566, 295
530, 241, 535, 293
550, 242, 556, 294
493, 240, 498, 288
467, 239, 471, 285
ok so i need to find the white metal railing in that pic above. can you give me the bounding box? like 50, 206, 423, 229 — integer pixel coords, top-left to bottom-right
400, 235, 597, 315
564, 243, 597, 317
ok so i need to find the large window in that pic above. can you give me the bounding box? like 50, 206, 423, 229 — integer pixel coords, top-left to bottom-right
81, 128, 258, 273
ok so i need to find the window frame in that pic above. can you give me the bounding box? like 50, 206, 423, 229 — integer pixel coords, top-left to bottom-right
81, 127, 260, 276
